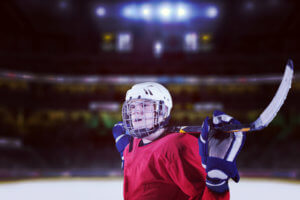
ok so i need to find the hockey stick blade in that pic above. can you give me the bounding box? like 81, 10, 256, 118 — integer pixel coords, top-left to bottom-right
217, 59, 294, 133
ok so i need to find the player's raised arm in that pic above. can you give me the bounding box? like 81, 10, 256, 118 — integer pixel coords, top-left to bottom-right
112, 121, 131, 169
199, 110, 246, 194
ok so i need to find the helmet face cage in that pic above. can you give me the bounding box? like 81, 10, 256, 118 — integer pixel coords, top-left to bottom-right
122, 99, 168, 138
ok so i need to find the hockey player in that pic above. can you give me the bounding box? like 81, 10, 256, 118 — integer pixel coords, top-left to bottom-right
113, 82, 246, 200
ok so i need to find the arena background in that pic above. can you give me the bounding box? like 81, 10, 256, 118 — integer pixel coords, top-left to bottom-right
0, 0, 300, 199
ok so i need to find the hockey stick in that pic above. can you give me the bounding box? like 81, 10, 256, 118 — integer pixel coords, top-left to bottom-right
216, 59, 294, 133
177, 60, 294, 134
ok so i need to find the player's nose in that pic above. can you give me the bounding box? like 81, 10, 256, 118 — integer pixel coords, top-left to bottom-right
132, 106, 143, 115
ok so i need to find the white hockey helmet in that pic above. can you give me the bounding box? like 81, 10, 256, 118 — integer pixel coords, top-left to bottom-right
122, 82, 173, 138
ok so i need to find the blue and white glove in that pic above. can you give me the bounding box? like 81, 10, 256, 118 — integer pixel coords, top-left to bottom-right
199, 111, 246, 193
112, 122, 131, 169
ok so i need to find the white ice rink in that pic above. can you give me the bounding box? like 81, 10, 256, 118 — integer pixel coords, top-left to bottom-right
0, 177, 299, 200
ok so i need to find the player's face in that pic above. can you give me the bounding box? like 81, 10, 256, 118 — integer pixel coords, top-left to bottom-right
129, 99, 156, 130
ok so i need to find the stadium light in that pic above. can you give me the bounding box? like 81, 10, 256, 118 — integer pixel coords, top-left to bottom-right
122, 5, 137, 18
103, 33, 114, 42
120, 2, 218, 22
159, 4, 172, 21
96, 6, 106, 17
206, 6, 218, 18
176, 4, 189, 20
177, 8, 186, 17
141, 4, 152, 20
117, 33, 132, 52
154, 41, 163, 57
201, 34, 212, 43
184, 33, 198, 52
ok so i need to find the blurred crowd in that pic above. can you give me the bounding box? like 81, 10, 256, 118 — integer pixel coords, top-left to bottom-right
0, 79, 300, 177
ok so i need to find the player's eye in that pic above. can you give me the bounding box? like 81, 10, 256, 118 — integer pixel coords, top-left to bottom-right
129, 105, 135, 110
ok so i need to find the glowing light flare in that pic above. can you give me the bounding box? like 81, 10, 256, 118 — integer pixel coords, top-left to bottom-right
206, 6, 218, 18
121, 3, 216, 22
161, 8, 171, 16
159, 4, 172, 20
155, 42, 162, 51
103, 33, 114, 42
141, 4, 152, 20
184, 33, 198, 52
176, 4, 189, 20
22, 74, 33, 80
202, 34, 212, 42
177, 8, 186, 17
96, 6, 106, 17
123, 5, 138, 18
84, 77, 99, 83
154, 41, 163, 57
117, 33, 132, 52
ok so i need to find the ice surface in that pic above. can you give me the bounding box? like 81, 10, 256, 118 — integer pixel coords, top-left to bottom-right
0, 178, 299, 200
230, 179, 300, 200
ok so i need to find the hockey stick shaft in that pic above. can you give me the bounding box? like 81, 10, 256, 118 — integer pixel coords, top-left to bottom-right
179, 60, 294, 134
218, 59, 294, 133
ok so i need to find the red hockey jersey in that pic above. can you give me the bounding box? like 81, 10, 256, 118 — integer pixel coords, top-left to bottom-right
123, 132, 230, 200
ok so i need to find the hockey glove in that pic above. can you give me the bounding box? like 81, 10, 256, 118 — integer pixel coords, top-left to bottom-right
199, 110, 246, 193
112, 122, 131, 169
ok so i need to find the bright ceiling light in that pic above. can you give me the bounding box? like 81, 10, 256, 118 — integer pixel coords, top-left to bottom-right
159, 4, 172, 20
123, 5, 137, 18
141, 4, 152, 20
161, 8, 171, 16
96, 6, 106, 17
176, 4, 189, 20
206, 6, 218, 18
184, 33, 198, 52
177, 8, 186, 17
154, 41, 163, 57
117, 33, 132, 52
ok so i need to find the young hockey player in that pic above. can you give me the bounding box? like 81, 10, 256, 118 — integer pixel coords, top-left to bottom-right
113, 82, 246, 200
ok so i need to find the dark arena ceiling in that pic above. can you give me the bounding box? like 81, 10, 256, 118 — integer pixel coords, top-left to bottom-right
0, 0, 299, 75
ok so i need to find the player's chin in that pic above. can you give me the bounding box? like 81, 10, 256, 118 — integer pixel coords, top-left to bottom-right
133, 125, 154, 130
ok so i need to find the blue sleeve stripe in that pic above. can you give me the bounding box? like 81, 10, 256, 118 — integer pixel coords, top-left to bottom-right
200, 135, 206, 144
115, 134, 126, 143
